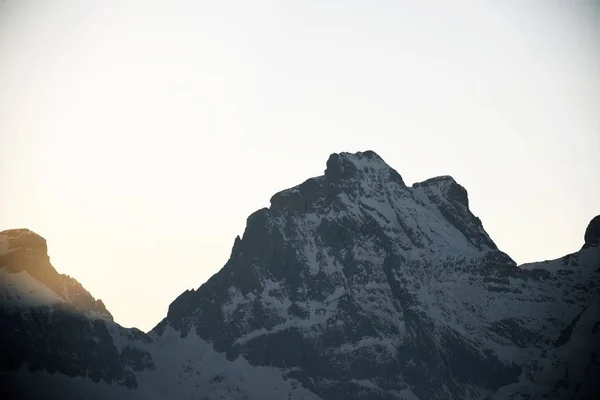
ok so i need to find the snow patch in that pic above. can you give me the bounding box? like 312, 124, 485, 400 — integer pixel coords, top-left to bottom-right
222, 286, 245, 321
0, 267, 64, 309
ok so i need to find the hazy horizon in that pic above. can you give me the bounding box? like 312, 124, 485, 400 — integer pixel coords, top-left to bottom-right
1, 0, 599, 332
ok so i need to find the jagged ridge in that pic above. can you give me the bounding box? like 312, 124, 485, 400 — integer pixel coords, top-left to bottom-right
151, 151, 598, 399
1, 151, 599, 400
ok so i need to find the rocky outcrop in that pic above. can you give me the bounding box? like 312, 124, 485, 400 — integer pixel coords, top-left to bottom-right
0, 228, 112, 318
0, 307, 138, 386
583, 215, 600, 249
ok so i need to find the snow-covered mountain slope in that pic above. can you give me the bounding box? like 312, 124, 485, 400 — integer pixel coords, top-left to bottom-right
1, 151, 599, 400
153, 151, 599, 399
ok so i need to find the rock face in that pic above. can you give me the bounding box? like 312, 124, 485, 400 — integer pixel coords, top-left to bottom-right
0, 228, 112, 317
1, 151, 599, 400
583, 215, 600, 249
152, 151, 599, 399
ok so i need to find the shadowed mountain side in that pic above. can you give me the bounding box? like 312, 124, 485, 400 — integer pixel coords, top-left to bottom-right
1, 152, 599, 400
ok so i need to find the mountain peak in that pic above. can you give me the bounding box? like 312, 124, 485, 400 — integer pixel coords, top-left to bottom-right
269, 151, 405, 213
324, 150, 405, 186
0, 228, 48, 256
413, 175, 469, 209
267, 150, 498, 254
162, 148, 515, 346
0, 229, 112, 319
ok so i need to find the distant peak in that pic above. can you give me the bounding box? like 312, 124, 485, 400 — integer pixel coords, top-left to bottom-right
0, 227, 113, 320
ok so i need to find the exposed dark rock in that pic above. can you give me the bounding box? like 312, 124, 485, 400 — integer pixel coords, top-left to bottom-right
554, 307, 587, 348
0, 306, 138, 388
490, 318, 545, 348
2, 151, 599, 400
120, 346, 155, 372
583, 215, 600, 249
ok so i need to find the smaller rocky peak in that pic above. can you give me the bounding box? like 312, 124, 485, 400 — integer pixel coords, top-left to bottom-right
324, 150, 405, 186
0, 228, 48, 255
0, 228, 113, 320
411, 176, 499, 251
583, 215, 600, 249
0, 229, 53, 274
412, 175, 469, 209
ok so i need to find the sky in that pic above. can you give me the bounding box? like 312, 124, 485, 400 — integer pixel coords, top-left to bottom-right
0, 0, 599, 332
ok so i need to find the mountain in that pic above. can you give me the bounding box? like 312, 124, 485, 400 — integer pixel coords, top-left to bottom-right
0, 229, 155, 399
0, 229, 112, 317
1, 151, 598, 400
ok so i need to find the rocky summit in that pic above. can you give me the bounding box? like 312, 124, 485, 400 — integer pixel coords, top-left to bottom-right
1, 151, 599, 400
0, 228, 112, 318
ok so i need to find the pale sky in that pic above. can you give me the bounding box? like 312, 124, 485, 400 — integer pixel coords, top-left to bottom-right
1, 0, 599, 332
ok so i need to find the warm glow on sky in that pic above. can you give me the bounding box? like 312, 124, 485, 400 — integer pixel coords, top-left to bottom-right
1, 0, 599, 332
